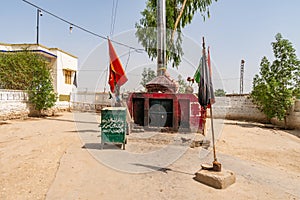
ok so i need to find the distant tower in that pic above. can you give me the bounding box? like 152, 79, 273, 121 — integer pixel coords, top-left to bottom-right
240, 59, 245, 94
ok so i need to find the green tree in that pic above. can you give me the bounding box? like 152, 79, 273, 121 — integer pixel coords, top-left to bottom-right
0, 52, 35, 89
140, 67, 156, 88
135, 0, 217, 68
214, 89, 226, 97
0, 51, 57, 116
177, 74, 188, 93
251, 33, 300, 125
294, 63, 300, 99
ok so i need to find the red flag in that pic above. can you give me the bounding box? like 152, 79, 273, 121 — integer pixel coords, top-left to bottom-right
108, 39, 128, 93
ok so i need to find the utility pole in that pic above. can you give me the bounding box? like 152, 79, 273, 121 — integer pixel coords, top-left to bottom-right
36, 9, 42, 44
240, 59, 245, 94
157, 0, 166, 76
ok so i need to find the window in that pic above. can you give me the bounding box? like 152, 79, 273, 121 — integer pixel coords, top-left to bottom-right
64, 70, 72, 84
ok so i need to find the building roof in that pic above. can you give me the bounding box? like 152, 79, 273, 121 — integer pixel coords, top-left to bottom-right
146, 75, 178, 93
0, 43, 77, 59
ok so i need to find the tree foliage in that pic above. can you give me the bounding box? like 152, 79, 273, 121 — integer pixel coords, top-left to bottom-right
135, 0, 217, 68
140, 67, 156, 88
0, 51, 57, 114
214, 89, 226, 97
0, 52, 35, 89
251, 33, 300, 122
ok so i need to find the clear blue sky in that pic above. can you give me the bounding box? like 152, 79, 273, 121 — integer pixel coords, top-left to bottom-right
1, 0, 300, 93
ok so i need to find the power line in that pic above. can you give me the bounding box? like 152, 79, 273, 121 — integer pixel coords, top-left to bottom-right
110, 0, 119, 37
22, 0, 145, 52
124, 49, 131, 70
110, 0, 116, 37
113, 0, 119, 35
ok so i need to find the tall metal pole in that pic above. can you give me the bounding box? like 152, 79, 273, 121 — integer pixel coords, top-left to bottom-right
240, 59, 245, 94
157, 0, 166, 76
36, 9, 42, 44
210, 106, 217, 162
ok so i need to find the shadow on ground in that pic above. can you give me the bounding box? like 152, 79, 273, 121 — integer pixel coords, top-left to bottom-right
44, 117, 99, 125
82, 143, 123, 150
67, 129, 99, 133
131, 163, 194, 175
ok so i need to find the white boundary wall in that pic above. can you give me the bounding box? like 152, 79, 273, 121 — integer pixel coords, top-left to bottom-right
1, 90, 299, 129
209, 95, 300, 129
0, 90, 29, 120
0, 89, 70, 120
210, 95, 268, 122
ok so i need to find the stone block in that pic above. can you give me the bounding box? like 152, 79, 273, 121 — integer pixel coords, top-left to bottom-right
194, 169, 236, 189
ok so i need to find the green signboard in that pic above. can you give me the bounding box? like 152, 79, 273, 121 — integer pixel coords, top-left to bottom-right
100, 107, 127, 150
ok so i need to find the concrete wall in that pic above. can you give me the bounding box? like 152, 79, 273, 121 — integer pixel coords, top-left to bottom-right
270, 99, 300, 129
1, 90, 299, 129
291, 102, 300, 129
0, 90, 29, 120
210, 95, 268, 122
0, 90, 70, 120
208, 95, 300, 129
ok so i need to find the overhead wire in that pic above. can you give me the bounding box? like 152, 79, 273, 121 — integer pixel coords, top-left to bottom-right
110, 0, 116, 37
110, 0, 119, 37
22, 0, 145, 52
106, 0, 118, 91
113, 0, 119, 35
124, 49, 131, 70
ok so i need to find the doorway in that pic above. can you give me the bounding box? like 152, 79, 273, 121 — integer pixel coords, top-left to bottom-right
133, 98, 144, 126
149, 99, 173, 127
178, 99, 190, 129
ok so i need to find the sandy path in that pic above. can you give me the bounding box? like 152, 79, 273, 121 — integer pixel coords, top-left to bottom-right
1, 112, 300, 200
0, 113, 79, 200
218, 121, 300, 174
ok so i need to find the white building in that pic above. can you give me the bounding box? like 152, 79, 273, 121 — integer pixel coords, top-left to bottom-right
0, 43, 78, 101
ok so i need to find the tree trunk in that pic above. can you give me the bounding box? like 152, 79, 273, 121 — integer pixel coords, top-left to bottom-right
284, 116, 287, 130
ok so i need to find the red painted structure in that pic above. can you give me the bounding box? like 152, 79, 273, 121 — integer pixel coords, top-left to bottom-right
127, 92, 205, 132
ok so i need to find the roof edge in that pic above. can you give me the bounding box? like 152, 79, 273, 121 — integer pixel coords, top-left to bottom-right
0, 43, 77, 58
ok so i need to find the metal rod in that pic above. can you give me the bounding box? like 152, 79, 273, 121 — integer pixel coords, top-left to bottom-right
210, 105, 217, 162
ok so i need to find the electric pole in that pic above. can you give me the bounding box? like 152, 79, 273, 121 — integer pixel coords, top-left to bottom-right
240, 59, 245, 94
36, 9, 42, 44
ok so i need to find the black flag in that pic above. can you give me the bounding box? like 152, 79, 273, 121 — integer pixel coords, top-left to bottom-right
197, 40, 215, 108
73, 72, 78, 88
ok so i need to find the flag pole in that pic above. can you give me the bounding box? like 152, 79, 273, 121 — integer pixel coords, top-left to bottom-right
211, 104, 221, 171
115, 83, 121, 107
204, 37, 221, 171
210, 105, 217, 162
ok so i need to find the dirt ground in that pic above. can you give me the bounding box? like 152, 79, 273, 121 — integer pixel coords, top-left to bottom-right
1, 112, 300, 200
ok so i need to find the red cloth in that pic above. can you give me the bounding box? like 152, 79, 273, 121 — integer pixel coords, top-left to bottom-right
108, 39, 128, 93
